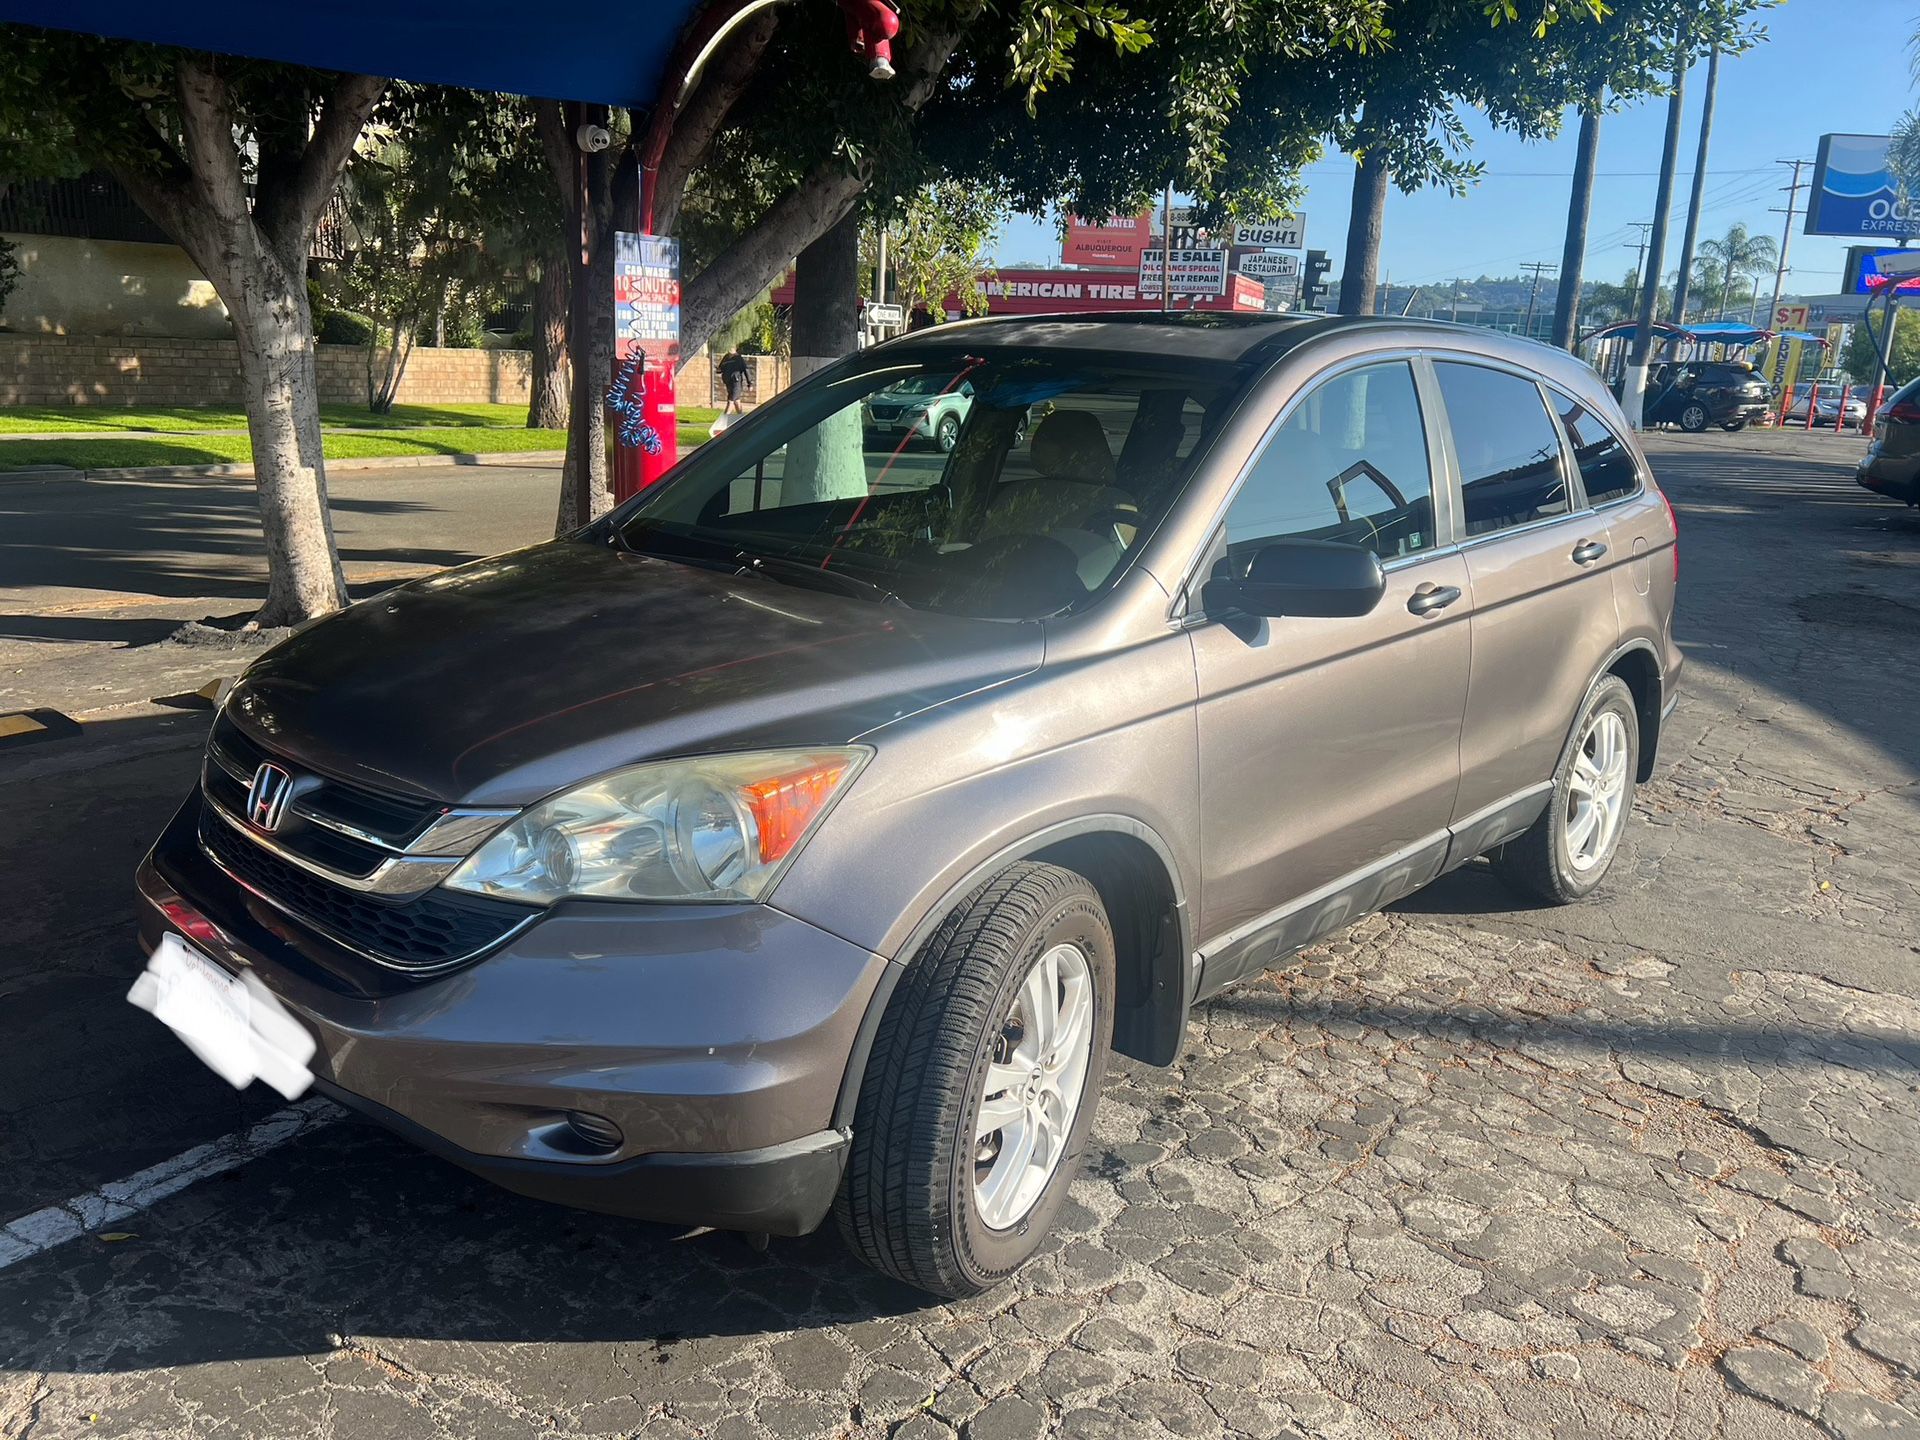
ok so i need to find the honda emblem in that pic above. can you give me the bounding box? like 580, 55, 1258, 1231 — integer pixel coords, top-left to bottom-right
246, 763, 294, 831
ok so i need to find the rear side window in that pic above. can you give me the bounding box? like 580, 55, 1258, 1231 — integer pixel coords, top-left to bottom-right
1548, 389, 1640, 505
1221, 361, 1436, 562
1434, 362, 1570, 537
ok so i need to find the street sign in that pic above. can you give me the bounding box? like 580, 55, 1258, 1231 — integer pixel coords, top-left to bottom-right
1806, 134, 1920, 239
1138, 248, 1229, 297
864, 302, 905, 326
1234, 250, 1300, 280
1232, 215, 1306, 249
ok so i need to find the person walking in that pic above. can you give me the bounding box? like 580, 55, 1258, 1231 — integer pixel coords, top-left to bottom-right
718, 348, 752, 431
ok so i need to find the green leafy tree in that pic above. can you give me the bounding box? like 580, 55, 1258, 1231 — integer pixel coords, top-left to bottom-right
1325, 0, 1772, 316
0, 31, 386, 624
1845, 307, 1920, 388
873, 180, 1010, 319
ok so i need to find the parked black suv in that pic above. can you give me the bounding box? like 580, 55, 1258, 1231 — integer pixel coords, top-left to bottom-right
1640, 360, 1771, 432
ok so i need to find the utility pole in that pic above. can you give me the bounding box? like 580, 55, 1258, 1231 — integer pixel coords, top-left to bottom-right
1671, 44, 1719, 323
1552, 103, 1602, 351
1765, 158, 1811, 330
1520, 261, 1557, 340
1159, 182, 1173, 315
1624, 223, 1654, 317
1450, 278, 1464, 322
1627, 47, 1688, 429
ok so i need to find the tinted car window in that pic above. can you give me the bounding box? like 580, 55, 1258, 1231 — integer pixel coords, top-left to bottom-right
618, 353, 1244, 619
1221, 361, 1435, 563
1548, 389, 1639, 505
1434, 362, 1569, 537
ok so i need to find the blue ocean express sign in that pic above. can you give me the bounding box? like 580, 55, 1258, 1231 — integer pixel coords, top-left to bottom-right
1807, 134, 1920, 240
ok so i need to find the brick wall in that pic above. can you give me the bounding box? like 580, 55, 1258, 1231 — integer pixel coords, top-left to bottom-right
0, 333, 532, 409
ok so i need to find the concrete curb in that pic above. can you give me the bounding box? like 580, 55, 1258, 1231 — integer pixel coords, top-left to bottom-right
0, 450, 567, 483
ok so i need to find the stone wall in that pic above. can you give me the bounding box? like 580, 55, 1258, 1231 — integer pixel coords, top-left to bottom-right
0, 333, 532, 409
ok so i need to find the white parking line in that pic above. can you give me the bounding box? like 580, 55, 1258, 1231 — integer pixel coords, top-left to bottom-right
0, 1097, 341, 1272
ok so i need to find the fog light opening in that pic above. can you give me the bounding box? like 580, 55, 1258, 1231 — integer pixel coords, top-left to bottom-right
563, 1111, 624, 1154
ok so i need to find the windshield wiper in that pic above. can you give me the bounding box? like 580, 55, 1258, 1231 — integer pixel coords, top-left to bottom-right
738, 552, 912, 608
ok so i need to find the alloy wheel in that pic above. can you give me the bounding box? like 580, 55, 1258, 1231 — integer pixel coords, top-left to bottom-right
973, 942, 1095, 1230
1565, 710, 1629, 872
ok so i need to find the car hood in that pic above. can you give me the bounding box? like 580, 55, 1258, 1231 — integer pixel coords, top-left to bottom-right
224, 539, 1043, 807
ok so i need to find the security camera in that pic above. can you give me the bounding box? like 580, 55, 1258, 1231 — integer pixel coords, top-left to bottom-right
576, 123, 613, 153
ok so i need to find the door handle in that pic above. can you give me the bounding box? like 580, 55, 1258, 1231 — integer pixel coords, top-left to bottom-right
1407, 584, 1462, 616
1571, 539, 1608, 564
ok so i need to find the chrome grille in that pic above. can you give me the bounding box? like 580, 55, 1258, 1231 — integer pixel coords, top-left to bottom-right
198, 800, 536, 972
202, 715, 516, 901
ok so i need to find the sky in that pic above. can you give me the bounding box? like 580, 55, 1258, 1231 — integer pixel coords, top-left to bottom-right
989, 0, 1917, 304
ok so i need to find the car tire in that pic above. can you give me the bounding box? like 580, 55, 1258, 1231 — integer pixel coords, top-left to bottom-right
1492, 675, 1640, 906
836, 861, 1114, 1297
1722, 419, 1747, 432
936, 413, 961, 452
1679, 402, 1711, 433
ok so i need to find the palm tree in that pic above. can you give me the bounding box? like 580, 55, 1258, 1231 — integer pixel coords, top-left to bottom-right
1696, 223, 1778, 321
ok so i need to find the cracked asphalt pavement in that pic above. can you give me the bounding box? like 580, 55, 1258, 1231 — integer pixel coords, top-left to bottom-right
3, 431, 1918, 1439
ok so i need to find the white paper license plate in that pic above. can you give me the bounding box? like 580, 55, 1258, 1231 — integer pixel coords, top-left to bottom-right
128, 936, 316, 1099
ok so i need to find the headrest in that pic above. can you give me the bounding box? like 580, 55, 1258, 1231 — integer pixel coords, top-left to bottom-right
1030, 411, 1116, 486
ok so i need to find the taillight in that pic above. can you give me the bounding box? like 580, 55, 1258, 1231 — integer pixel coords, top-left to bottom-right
1658, 487, 1679, 584
1887, 401, 1920, 425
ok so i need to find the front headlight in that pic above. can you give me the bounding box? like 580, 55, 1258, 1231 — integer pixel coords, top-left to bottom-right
443, 748, 867, 906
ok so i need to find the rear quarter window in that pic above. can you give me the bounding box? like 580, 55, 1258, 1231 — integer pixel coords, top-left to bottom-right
1548, 388, 1640, 506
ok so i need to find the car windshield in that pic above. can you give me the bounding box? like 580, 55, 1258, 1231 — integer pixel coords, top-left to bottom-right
880, 375, 954, 397
615, 349, 1250, 619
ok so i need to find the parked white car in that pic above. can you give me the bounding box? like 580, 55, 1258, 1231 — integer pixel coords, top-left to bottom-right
1785, 382, 1868, 428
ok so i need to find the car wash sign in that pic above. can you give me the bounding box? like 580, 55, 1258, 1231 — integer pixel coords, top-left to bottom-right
1806, 134, 1920, 239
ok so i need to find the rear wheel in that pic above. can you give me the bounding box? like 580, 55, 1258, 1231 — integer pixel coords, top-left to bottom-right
1679, 402, 1711, 433
836, 862, 1114, 1297
1722, 419, 1748, 432
1493, 675, 1639, 905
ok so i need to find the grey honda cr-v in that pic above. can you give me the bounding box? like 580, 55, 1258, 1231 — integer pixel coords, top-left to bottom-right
135, 313, 1679, 1296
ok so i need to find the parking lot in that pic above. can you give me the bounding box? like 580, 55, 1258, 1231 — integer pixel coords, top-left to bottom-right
3, 430, 1918, 1439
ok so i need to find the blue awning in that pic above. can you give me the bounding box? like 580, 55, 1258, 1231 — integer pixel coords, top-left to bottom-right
0, 2, 701, 106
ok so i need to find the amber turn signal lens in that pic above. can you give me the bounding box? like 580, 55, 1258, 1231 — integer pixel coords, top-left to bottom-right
742, 757, 854, 864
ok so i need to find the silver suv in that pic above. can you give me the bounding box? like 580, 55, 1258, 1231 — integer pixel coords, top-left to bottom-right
136, 313, 1680, 1296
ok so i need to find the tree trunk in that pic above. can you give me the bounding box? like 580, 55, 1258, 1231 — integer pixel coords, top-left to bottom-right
528, 244, 571, 429
105, 59, 382, 625
1552, 104, 1602, 352
555, 102, 617, 537
1338, 150, 1389, 317
229, 260, 351, 625
1670, 44, 1717, 324
785, 209, 865, 503
791, 208, 862, 375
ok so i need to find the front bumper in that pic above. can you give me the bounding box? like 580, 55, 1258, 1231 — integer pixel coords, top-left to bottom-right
136, 793, 889, 1234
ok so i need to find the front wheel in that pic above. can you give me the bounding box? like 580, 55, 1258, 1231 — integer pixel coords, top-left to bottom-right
836, 862, 1114, 1297
1679, 402, 1711, 433
1492, 675, 1640, 905
1722, 419, 1748, 432
935, 413, 961, 452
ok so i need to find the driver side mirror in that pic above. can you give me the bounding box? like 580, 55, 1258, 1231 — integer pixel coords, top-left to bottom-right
1204, 538, 1386, 619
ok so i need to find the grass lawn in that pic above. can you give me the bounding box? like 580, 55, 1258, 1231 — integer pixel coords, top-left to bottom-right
0, 420, 718, 471
0, 401, 724, 436
0, 402, 543, 435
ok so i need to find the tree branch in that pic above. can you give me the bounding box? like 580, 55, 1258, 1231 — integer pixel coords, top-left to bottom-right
677, 10, 971, 358
651, 11, 779, 237
259, 70, 388, 261
534, 98, 576, 200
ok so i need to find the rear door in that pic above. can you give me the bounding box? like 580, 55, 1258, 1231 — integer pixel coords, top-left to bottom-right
1189, 356, 1470, 988
1433, 359, 1622, 831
